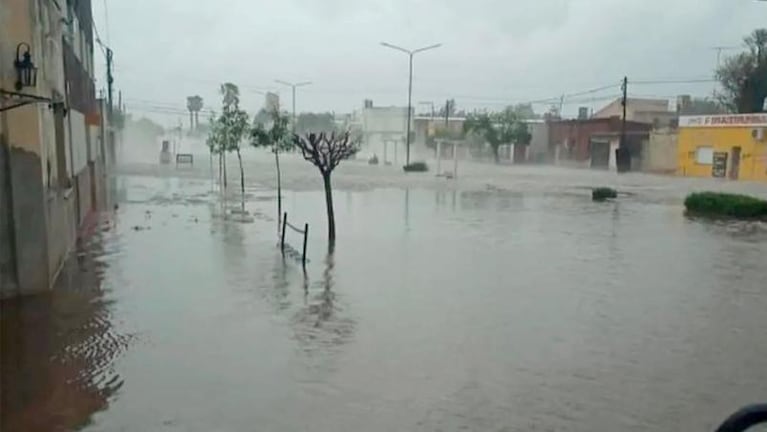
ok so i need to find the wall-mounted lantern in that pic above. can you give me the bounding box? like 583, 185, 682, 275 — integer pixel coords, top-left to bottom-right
14, 43, 38, 90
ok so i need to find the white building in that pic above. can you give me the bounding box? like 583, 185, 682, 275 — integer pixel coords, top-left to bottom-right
351, 101, 411, 164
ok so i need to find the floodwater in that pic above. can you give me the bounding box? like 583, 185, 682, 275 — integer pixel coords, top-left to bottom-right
3, 156, 767, 432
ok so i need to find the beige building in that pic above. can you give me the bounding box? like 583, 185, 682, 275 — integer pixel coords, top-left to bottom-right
1, 0, 109, 298
641, 128, 678, 174
593, 97, 677, 127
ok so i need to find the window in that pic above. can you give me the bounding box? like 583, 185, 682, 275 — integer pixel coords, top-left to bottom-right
695, 146, 714, 164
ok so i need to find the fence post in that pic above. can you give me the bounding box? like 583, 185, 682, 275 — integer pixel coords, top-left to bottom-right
302, 223, 309, 267
281, 212, 287, 255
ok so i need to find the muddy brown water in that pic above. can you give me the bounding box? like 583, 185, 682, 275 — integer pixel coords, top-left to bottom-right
2, 161, 767, 431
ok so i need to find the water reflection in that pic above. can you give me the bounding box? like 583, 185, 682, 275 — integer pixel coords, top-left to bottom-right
0, 225, 129, 432
292, 252, 355, 356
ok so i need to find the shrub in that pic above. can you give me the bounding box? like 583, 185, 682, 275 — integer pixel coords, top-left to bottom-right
684, 192, 767, 219
403, 161, 429, 172
592, 187, 618, 201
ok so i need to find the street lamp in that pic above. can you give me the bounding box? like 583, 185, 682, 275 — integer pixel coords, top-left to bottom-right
13, 43, 37, 90
275, 80, 312, 131
380, 42, 441, 165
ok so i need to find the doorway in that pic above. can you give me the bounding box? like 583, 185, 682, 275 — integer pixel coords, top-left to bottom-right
729, 147, 741, 180
590, 139, 610, 169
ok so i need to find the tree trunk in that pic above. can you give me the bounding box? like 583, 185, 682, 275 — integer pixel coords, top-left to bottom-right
236, 149, 245, 212
493, 145, 500, 164
222, 151, 228, 190
209, 150, 214, 193
322, 172, 335, 244
274, 149, 282, 236
218, 151, 223, 192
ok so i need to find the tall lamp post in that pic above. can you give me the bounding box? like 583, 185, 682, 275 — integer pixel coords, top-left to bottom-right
380, 42, 441, 166
275, 80, 312, 131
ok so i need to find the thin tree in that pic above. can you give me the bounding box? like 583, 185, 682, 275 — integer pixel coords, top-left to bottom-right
208, 83, 249, 212
251, 108, 293, 233
293, 132, 358, 244
716, 28, 767, 113
464, 107, 529, 163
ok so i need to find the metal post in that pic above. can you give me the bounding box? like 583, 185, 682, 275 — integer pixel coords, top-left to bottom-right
281, 212, 287, 254
394, 138, 398, 165
453, 143, 459, 178
291, 85, 296, 132
106, 48, 114, 120
380, 42, 442, 166
436, 140, 442, 175
406, 53, 413, 166
302, 223, 309, 267
620, 76, 627, 149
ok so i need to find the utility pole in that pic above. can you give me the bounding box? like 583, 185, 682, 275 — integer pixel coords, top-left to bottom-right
106, 48, 114, 120
380, 42, 442, 166
617, 76, 629, 173
275, 80, 311, 132
620, 76, 627, 149
558, 94, 565, 117
444, 99, 450, 127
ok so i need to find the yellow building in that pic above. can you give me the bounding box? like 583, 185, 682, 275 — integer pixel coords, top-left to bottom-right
677, 113, 767, 182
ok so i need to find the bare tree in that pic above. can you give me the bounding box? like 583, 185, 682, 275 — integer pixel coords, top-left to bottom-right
716, 28, 767, 113
293, 132, 358, 243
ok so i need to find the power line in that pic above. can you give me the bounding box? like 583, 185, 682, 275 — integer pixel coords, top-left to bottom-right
632, 78, 717, 85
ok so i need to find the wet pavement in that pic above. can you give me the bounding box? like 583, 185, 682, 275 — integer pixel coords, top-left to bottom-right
2, 157, 767, 431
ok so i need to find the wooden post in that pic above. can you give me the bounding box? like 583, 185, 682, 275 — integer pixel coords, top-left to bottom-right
281, 212, 287, 254
302, 223, 309, 267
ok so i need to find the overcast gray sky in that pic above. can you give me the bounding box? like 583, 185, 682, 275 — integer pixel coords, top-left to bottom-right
92, 0, 766, 125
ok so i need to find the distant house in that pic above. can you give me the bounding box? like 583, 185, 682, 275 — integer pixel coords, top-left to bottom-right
349, 101, 410, 163
593, 97, 677, 128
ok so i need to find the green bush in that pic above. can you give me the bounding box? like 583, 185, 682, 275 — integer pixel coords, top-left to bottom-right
592, 187, 618, 201
684, 192, 767, 219
403, 161, 429, 172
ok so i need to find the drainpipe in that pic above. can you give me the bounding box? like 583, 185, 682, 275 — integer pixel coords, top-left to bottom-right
63, 42, 80, 225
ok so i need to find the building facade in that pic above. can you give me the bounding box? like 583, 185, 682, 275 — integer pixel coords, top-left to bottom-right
352, 103, 410, 163
677, 114, 767, 181
548, 117, 651, 170
1, 0, 109, 298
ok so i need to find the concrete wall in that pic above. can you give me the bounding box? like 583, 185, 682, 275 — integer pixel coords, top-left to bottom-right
642, 129, 678, 173
359, 106, 410, 160
0, 0, 96, 297
527, 121, 549, 163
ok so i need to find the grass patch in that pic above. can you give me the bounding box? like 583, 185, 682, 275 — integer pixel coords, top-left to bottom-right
403, 161, 429, 172
592, 187, 618, 201
684, 192, 767, 219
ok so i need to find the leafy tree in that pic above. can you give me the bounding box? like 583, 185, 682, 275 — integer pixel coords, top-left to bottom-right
253, 108, 271, 126
251, 109, 293, 233
464, 108, 530, 163
208, 83, 250, 211
293, 132, 359, 245
510, 103, 539, 119
296, 112, 336, 134
716, 28, 767, 113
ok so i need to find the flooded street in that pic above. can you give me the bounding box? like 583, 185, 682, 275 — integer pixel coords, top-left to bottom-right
3, 157, 767, 431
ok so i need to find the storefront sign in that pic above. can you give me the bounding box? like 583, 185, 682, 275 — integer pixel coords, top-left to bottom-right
712, 152, 728, 178
680, 114, 767, 128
